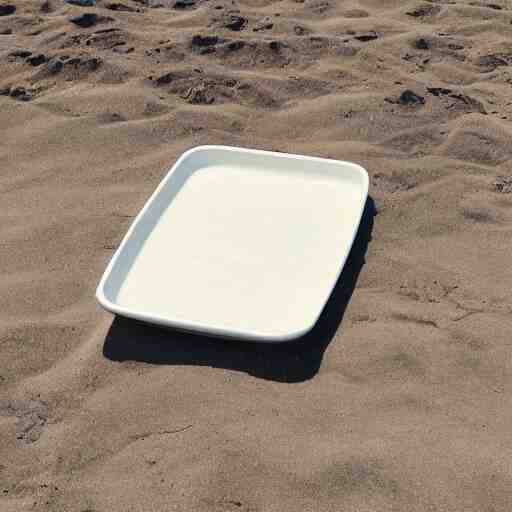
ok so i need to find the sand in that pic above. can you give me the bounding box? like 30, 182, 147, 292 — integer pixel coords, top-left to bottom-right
1, 0, 512, 510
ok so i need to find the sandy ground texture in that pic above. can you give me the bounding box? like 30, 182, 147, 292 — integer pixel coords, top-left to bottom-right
1, 0, 512, 510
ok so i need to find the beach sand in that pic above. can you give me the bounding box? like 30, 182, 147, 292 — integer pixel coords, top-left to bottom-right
1, 0, 512, 510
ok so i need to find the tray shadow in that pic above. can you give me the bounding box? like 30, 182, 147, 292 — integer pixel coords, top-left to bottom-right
103, 197, 376, 383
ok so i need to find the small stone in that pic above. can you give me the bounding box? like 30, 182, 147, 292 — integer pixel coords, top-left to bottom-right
0, 4, 16, 16
65, 57, 82, 66
191, 34, 219, 47
174, 0, 195, 8
415, 38, 431, 50
10, 86, 32, 101
155, 71, 177, 85
47, 57, 64, 73
225, 40, 244, 52
70, 13, 99, 27
10, 86, 25, 97
66, 0, 96, 6
82, 56, 101, 70
27, 54, 47, 66
269, 40, 284, 51
224, 13, 246, 31
399, 89, 425, 105
106, 2, 136, 11
406, 4, 440, 17
0, 28, 12, 34
99, 111, 125, 122
354, 31, 378, 42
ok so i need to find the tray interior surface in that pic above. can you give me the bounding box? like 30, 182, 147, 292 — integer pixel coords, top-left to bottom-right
98, 147, 368, 341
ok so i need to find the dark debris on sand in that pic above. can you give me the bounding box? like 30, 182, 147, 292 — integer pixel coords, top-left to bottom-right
70, 13, 101, 28
0, 4, 16, 16
399, 90, 425, 105
386, 89, 426, 106
223, 12, 247, 31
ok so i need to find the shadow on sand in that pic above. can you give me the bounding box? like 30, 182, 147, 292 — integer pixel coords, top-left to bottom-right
103, 197, 376, 383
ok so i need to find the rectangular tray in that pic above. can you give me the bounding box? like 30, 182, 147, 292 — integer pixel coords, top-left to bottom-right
96, 145, 369, 342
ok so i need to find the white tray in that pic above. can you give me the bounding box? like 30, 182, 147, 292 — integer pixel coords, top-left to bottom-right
96, 146, 368, 342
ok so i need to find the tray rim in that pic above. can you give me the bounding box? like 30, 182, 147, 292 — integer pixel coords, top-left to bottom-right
96, 145, 369, 342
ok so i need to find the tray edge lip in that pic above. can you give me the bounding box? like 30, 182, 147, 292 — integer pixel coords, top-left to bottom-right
96, 144, 369, 342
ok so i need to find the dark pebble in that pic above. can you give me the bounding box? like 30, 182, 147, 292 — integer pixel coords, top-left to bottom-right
174, 0, 196, 8
155, 72, 177, 85
27, 54, 47, 66
66, 0, 96, 5
269, 40, 284, 51
0, 4, 16, 16
224, 13, 247, 31
354, 31, 378, 42
64, 56, 101, 71
399, 89, 425, 105
10, 86, 32, 101
191, 35, 219, 47
106, 2, 136, 11
415, 38, 431, 50
47, 57, 64, 73
226, 40, 244, 52
83, 57, 101, 70
70, 13, 99, 27
406, 5, 440, 17
65, 57, 82, 65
